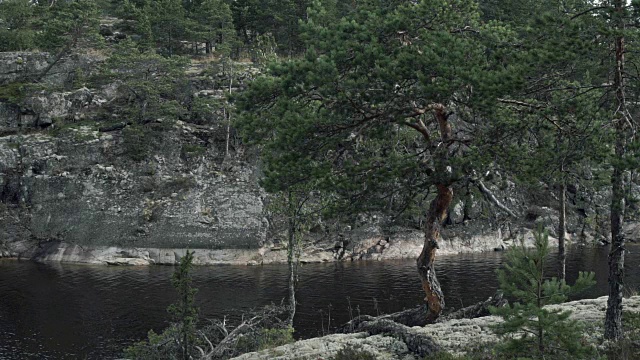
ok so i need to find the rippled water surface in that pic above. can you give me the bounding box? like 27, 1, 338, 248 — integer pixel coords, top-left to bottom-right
2, 244, 640, 359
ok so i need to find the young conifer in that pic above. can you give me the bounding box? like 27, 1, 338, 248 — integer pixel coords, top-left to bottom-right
168, 250, 199, 360
491, 229, 596, 359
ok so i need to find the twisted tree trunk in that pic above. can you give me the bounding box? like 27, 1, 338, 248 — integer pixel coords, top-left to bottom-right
417, 106, 453, 321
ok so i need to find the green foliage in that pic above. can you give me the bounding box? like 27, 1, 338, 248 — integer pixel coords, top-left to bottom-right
0, 81, 50, 107
115, 0, 154, 50
181, 143, 206, 158
0, 82, 28, 103
189, 0, 236, 56
235, 0, 514, 222
0, 0, 36, 51
490, 229, 596, 359
146, 0, 186, 56
36, 0, 102, 52
102, 39, 189, 124
188, 96, 222, 125
168, 250, 199, 360
122, 125, 153, 161
230, 0, 310, 56
124, 326, 181, 360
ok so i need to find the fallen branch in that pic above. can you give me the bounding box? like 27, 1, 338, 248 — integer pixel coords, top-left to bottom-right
200, 304, 290, 360
437, 291, 508, 322
475, 180, 518, 218
339, 291, 508, 331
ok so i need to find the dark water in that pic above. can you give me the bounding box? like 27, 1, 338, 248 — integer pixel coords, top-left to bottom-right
1, 244, 639, 359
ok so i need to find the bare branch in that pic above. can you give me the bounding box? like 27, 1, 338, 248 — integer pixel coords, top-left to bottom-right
475, 180, 518, 218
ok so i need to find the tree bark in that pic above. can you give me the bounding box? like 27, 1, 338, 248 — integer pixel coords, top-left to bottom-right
225, 59, 233, 159
558, 180, 566, 281
606, 127, 626, 340
605, 0, 627, 341
417, 106, 452, 321
286, 194, 297, 327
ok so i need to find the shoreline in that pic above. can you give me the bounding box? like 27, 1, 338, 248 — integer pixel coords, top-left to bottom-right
1, 226, 569, 266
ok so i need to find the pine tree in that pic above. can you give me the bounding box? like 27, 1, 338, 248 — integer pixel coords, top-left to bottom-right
146, 0, 187, 56
31, 0, 102, 82
605, 0, 634, 341
0, 0, 36, 51
478, 0, 612, 282
168, 250, 199, 360
229, 0, 310, 56
235, 0, 525, 321
115, 0, 154, 51
491, 230, 596, 359
102, 39, 189, 123
190, 0, 236, 55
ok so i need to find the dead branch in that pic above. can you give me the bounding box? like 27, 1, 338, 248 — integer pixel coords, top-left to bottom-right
437, 291, 508, 322
474, 180, 518, 218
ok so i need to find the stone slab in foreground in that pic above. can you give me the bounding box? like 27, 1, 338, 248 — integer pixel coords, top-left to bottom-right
231, 296, 640, 360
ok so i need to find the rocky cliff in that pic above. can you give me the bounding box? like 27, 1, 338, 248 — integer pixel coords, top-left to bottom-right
0, 51, 271, 263
0, 51, 636, 265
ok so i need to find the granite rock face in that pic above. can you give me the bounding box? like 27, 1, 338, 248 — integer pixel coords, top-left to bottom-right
0, 52, 96, 87
0, 124, 268, 260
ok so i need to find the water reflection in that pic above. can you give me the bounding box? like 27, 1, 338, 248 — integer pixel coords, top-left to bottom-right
1, 244, 638, 359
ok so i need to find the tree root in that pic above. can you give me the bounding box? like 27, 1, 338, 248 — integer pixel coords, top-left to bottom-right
336, 292, 508, 357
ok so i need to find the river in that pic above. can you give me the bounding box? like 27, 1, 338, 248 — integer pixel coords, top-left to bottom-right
1, 244, 638, 359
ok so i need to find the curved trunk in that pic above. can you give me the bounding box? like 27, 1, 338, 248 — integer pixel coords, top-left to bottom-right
417, 106, 453, 321
418, 184, 452, 321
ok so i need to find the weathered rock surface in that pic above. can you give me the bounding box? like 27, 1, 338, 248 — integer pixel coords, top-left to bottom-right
0, 123, 268, 261
232, 296, 640, 360
2, 51, 638, 265
232, 333, 416, 360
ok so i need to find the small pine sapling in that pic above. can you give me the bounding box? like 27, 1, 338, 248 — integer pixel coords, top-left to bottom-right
491, 229, 596, 359
168, 250, 199, 360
